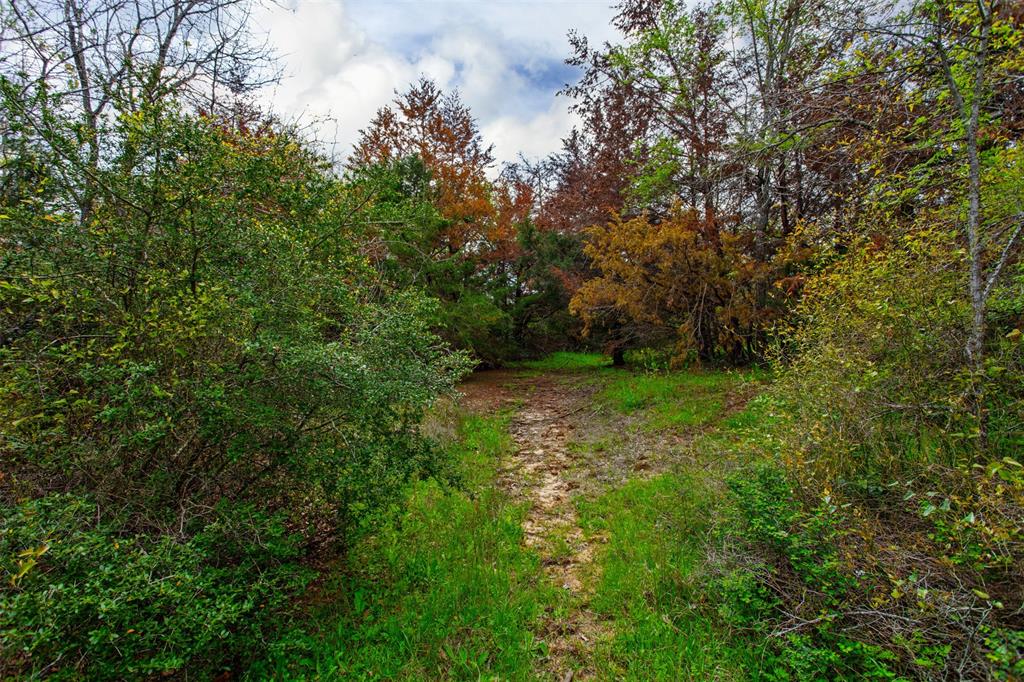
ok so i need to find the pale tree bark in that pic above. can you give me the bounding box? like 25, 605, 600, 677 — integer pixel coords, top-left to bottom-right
931, 1, 996, 442
937, 4, 992, 373
3, 0, 278, 224
925, 0, 1024, 447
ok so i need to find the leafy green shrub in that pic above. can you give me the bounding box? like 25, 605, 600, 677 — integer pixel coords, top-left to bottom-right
1, 494, 311, 679
720, 463, 903, 680
714, 568, 779, 630
0, 105, 468, 528
981, 626, 1024, 680
0, 101, 469, 676
728, 464, 854, 605
768, 631, 900, 682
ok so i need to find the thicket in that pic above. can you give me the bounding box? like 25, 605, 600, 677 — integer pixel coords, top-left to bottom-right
0, 1, 473, 676
349, 80, 586, 365
0, 100, 473, 676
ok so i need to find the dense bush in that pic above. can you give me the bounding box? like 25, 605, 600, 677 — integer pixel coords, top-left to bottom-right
721, 464, 902, 680
1, 494, 310, 679
719, 228, 1024, 679
772, 228, 997, 479
722, 456, 1024, 680
0, 104, 469, 529
571, 205, 809, 365
0, 100, 469, 677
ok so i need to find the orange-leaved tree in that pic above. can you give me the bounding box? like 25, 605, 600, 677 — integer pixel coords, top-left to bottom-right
351, 78, 498, 257
570, 205, 805, 364
350, 79, 548, 363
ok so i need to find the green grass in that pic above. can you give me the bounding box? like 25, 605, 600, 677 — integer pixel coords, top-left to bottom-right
510, 351, 611, 371
252, 412, 558, 680
577, 474, 759, 680
718, 393, 777, 432
683, 393, 782, 468
598, 371, 737, 430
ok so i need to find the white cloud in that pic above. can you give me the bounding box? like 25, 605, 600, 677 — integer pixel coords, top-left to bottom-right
254, 0, 618, 167
484, 98, 578, 163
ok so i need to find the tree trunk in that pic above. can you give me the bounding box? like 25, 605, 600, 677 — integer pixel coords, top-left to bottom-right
964, 13, 991, 447
937, 6, 992, 447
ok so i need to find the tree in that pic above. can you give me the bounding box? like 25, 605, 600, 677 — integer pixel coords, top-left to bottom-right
560, 0, 861, 362
825, 0, 1024, 440
570, 205, 803, 363
350, 79, 588, 363
910, 0, 1022, 438
351, 78, 497, 255
1, 0, 276, 225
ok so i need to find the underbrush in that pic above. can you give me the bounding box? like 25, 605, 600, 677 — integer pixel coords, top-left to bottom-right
251, 411, 556, 680
1, 496, 310, 680
690, 391, 1024, 680
716, 457, 1024, 680
715, 233, 1024, 680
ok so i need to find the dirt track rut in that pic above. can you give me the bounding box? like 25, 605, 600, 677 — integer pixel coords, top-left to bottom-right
459, 371, 608, 680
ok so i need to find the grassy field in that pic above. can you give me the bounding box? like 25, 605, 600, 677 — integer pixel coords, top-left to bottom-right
577, 474, 761, 679
256, 355, 772, 680
509, 351, 614, 371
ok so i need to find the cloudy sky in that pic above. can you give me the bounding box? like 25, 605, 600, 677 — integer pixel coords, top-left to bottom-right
255, 0, 619, 167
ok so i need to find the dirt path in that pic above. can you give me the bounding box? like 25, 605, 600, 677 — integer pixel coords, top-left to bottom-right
460, 370, 609, 680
